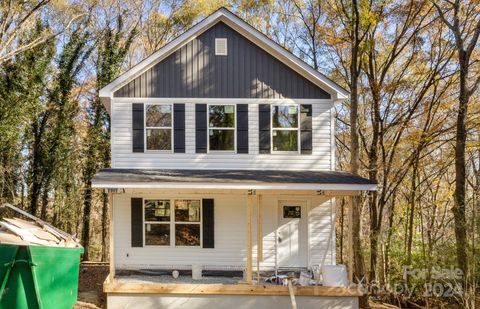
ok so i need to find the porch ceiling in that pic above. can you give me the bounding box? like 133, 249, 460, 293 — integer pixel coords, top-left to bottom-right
92, 169, 376, 191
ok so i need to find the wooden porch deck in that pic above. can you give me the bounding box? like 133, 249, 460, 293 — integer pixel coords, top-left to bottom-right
103, 274, 362, 297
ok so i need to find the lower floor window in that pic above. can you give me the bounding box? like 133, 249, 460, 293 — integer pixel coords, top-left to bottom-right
175, 224, 200, 246
145, 223, 170, 246
144, 199, 201, 246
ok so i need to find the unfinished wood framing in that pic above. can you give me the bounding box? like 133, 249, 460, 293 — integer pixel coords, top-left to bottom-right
120, 188, 362, 196
109, 192, 115, 280
256, 190, 362, 196
256, 194, 263, 281
246, 193, 254, 284
104, 280, 362, 297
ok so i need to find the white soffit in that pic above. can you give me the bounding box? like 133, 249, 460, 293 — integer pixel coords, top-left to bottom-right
99, 8, 349, 107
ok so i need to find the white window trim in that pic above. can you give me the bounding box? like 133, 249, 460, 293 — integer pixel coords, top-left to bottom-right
143, 198, 203, 248
271, 103, 301, 154
207, 103, 237, 153
144, 103, 174, 153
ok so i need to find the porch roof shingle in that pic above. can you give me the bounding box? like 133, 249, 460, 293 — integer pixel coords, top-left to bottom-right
92, 169, 376, 191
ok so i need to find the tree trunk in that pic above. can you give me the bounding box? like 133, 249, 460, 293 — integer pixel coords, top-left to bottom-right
40, 183, 49, 220
82, 182, 92, 261
453, 52, 469, 278
348, 2, 367, 307
406, 155, 419, 267
29, 142, 42, 216
384, 193, 396, 284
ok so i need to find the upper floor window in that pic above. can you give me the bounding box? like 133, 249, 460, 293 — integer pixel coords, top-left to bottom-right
271, 105, 299, 152
208, 104, 235, 151
146, 104, 172, 151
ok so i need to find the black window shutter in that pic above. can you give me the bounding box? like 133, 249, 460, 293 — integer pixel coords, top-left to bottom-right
132, 103, 144, 152
174, 104, 185, 153
195, 104, 207, 153
300, 104, 313, 154
258, 104, 271, 154
202, 199, 214, 248
236, 104, 249, 153
131, 198, 143, 247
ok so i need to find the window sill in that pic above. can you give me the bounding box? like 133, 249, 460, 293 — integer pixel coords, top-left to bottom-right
270, 151, 301, 155
207, 151, 236, 154
144, 150, 174, 153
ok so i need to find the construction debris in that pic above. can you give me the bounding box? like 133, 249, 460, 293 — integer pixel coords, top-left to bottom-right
0, 203, 82, 248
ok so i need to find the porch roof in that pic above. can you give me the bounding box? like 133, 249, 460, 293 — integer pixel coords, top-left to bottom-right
92, 169, 376, 191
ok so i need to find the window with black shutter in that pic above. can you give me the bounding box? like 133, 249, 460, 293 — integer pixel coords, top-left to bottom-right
258, 104, 271, 153
202, 199, 214, 248
300, 104, 313, 154
132, 104, 144, 152
131, 198, 143, 247
173, 104, 186, 153
236, 104, 249, 153
195, 104, 207, 153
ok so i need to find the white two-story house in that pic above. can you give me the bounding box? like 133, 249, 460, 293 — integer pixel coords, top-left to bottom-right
94, 8, 375, 309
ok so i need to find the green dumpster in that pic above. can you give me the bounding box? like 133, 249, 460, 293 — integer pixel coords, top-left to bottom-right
0, 244, 84, 309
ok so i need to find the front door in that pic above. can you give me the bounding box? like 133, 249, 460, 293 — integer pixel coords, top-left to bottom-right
277, 200, 307, 268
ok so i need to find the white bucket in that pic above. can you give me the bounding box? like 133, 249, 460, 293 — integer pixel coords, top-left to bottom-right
321, 264, 348, 287
192, 264, 202, 280
298, 271, 311, 286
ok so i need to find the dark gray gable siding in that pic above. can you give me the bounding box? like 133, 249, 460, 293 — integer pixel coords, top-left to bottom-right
114, 22, 330, 99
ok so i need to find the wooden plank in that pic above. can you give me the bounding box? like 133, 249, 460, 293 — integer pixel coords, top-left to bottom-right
109, 192, 115, 279
246, 194, 253, 284
4, 218, 59, 242
104, 281, 362, 297
121, 189, 360, 197
0, 231, 29, 245
256, 194, 261, 282
288, 279, 298, 309
0, 203, 74, 241
123, 189, 249, 195
256, 190, 361, 196
257, 194, 263, 262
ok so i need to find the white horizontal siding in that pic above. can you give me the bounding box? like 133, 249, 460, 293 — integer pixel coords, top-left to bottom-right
111, 100, 333, 170
113, 191, 335, 270
309, 197, 336, 267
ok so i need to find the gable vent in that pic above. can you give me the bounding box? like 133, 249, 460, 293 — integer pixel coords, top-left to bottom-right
215, 38, 227, 56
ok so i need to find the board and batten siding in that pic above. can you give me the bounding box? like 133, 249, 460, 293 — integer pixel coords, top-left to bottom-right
113, 191, 335, 269
111, 100, 333, 170
114, 22, 330, 100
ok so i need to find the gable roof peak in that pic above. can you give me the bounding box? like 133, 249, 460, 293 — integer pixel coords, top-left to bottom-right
99, 7, 348, 111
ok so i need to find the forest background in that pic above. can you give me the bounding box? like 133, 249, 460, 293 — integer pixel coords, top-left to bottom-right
0, 0, 478, 307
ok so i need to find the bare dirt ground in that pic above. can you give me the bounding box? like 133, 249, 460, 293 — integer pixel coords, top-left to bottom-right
74, 264, 109, 309
369, 301, 401, 308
